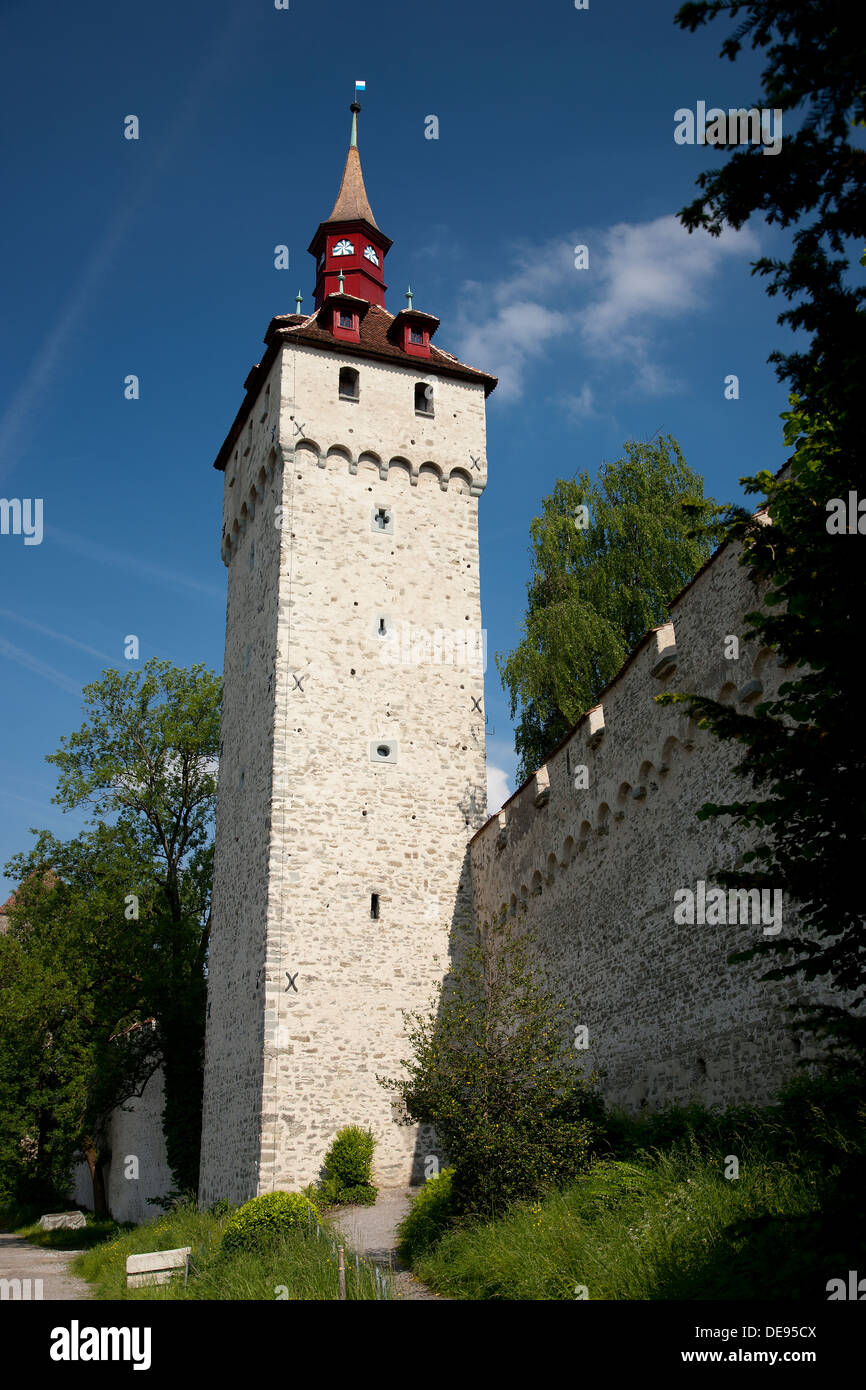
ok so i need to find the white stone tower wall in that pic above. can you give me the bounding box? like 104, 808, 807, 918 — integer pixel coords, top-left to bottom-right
200, 341, 490, 1200
199, 359, 284, 1205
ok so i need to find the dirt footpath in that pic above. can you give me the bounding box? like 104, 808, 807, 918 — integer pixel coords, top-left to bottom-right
0, 1232, 92, 1300
329, 1188, 447, 1301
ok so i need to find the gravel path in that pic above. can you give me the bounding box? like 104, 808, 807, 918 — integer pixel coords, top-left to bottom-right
329, 1188, 447, 1301
0, 1232, 92, 1300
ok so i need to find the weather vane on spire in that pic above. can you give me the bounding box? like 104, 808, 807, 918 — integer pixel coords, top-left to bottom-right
350, 80, 366, 146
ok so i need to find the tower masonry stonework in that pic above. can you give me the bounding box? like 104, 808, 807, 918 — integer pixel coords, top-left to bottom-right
198, 110, 496, 1202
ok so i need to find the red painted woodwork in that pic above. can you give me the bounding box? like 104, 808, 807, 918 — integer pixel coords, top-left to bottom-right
309, 221, 389, 309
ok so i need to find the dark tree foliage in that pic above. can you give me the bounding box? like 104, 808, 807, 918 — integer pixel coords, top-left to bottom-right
0, 829, 161, 1213
380, 919, 601, 1217
2, 659, 220, 1204
659, 0, 866, 1057
44, 659, 220, 1192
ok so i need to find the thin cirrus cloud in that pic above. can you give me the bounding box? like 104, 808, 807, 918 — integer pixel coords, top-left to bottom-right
0, 5, 250, 485
453, 215, 760, 403
0, 636, 83, 698
47, 528, 224, 601
0, 608, 113, 662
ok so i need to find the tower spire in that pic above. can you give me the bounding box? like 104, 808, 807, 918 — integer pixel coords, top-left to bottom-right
325, 102, 380, 229
307, 100, 392, 310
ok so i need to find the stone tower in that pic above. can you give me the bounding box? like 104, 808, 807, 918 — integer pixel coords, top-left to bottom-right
198, 104, 497, 1202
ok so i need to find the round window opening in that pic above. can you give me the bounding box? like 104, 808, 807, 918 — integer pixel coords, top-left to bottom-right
377, 744, 391, 758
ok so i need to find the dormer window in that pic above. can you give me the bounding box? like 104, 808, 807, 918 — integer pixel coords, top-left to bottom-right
339, 367, 359, 400
388, 309, 440, 357
333, 307, 360, 340
401, 322, 430, 356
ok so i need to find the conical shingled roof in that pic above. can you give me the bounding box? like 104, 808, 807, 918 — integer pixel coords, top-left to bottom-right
325, 145, 380, 229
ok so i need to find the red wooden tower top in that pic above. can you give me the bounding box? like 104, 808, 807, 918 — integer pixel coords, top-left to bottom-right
307, 103, 392, 310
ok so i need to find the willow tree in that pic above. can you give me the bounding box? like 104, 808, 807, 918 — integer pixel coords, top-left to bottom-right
497, 435, 725, 782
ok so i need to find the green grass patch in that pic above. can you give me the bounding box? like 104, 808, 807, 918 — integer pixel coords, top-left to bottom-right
397, 1167, 456, 1264
409, 1150, 861, 1300
72, 1203, 391, 1300
0, 1201, 124, 1251
399, 1074, 866, 1299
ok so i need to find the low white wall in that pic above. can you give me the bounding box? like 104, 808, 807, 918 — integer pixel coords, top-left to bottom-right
70, 1067, 173, 1225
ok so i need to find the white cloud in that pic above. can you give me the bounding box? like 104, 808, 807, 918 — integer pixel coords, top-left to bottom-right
452, 217, 759, 403
581, 215, 759, 348
456, 301, 570, 403
487, 763, 511, 817
563, 384, 596, 419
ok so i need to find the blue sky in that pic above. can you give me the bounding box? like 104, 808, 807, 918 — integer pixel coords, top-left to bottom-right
0, 0, 800, 879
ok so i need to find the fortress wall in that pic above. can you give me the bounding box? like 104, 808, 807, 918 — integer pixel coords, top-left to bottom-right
471, 539, 822, 1112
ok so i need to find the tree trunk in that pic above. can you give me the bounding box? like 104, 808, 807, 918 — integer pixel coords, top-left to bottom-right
82, 1137, 109, 1219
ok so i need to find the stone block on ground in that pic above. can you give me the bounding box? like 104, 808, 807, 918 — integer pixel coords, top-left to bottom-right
39, 1212, 87, 1231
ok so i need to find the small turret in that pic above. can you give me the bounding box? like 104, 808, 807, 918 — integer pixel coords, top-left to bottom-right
307, 102, 391, 309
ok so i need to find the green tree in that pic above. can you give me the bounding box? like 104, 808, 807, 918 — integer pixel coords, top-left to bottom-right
4, 658, 221, 1197
380, 919, 600, 1218
661, 2, 866, 1056
497, 435, 725, 782
0, 828, 160, 1214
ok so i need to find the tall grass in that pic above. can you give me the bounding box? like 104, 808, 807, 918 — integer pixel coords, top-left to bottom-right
73, 1204, 390, 1301
410, 1150, 845, 1300
403, 1074, 866, 1299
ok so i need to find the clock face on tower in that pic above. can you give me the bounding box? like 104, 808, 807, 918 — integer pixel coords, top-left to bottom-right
333, 238, 354, 257
363, 245, 380, 266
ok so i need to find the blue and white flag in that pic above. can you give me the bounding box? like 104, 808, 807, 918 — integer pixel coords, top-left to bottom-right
355, 80, 366, 92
